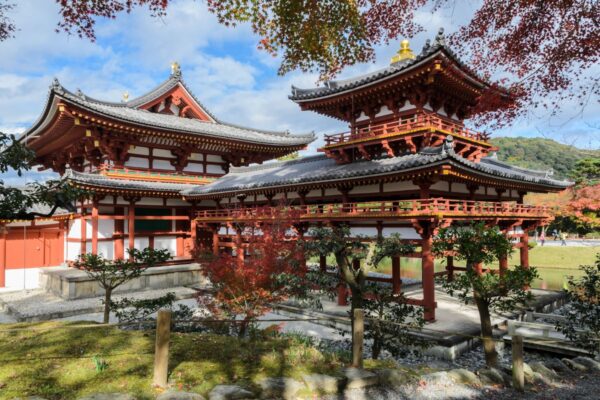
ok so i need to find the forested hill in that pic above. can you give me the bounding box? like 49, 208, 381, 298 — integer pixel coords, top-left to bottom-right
489, 137, 600, 179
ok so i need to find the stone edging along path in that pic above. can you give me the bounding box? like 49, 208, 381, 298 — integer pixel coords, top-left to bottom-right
18, 356, 600, 400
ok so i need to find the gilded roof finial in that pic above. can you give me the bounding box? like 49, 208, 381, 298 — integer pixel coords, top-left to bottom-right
390, 39, 416, 64
171, 61, 181, 77
122, 91, 129, 102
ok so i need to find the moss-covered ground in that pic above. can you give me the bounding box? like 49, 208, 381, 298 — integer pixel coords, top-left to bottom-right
0, 321, 409, 400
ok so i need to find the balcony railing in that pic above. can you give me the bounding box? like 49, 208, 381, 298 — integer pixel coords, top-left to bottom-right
323, 114, 488, 146
196, 199, 550, 223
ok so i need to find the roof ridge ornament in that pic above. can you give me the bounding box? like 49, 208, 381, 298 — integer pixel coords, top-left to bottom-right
421, 39, 431, 54
51, 78, 64, 94
442, 135, 454, 154
171, 61, 182, 78
434, 28, 446, 47
390, 39, 416, 65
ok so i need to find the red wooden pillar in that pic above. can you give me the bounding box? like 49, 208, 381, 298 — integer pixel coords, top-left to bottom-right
212, 225, 220, 255
337, 283, 348, 306
421, 232, 436, 321
392, 255, 401, 295
520, 233, 529, 268
91, 200, 99, 255
189, 203, 197, 258
114, 208, 125, 260
446, 255, 454, 281
128, 201, 135, 258
0, 228, 6, 287
80, 203, 87, 255
235, 227, 244, 263
319, 254, 327, 272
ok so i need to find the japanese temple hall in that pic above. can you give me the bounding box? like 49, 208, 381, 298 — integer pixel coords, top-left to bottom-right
2, 31, 570, 320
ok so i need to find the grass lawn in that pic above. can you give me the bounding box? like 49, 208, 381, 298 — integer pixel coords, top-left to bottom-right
0, 321, 408, 400
505, 245, 599, 269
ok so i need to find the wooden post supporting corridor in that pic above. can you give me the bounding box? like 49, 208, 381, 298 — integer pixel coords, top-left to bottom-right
153, 309, 172, 388
512, 335, 524, 392
352, 308, 364, 368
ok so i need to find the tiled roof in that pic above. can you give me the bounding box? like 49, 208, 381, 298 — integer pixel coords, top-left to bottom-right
65, 170, 195, 193
290, 29, 494, 102
26, 73, 315, 147
182, 137, 571, 197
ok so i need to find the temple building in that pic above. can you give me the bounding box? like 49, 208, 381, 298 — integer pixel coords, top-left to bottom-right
1, 30, 570, 320
0, 63, 313, 289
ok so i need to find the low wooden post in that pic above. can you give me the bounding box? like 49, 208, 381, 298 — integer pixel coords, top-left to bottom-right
352, 308, 364, 368
153, 309, 172, 388
512, 335, 524, 392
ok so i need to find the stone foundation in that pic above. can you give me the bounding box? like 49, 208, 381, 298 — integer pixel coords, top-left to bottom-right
39, 263, 206, 300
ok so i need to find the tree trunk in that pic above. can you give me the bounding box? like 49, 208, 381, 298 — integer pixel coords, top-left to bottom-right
474, 291, 498, 368
103, 287, 112, 324
371, 320, 382, 359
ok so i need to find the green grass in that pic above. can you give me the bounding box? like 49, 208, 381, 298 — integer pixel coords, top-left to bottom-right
505, 245, 599, 269
0, 321, 357, 400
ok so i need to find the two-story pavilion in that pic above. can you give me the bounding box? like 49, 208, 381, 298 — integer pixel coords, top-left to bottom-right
185, 31, 571, 321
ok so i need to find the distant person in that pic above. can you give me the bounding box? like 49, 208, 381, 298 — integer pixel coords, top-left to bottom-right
552, 229, 558, 240
560, 232, 567, 246
539, 231, 546, 246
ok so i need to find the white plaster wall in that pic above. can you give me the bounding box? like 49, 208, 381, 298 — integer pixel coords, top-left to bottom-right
189, 153, 204, 161
324, 188, 339, 196
398, 102, 415, 112
452, 183, 470, 194
98, 220, 114, 239
129, 146, 150, 156
154, 236, 177, 256
218, 227, 229, 235
153, 159, 176, 170
98, 206, 113, 214
375, 105, 393, 118
69, 219, 81, 239
153, 149, 175, 158
166, 198, 189, 206
206, 154, 224, 163
5, 268, 43, 290
383, 181, 419, 192
351, 184, 380, 195
132, 237, 150, 251
98, 196, 114, 204
67, 242, 81, 260
256, 194, 267, 202
198, 200, 218, 207
125, 157, 150, 168
207, 164, 225, 174
137, 198, 163, 206
97, 241, 114, 259
115, 196, 130, 205
184, 163, 203, 173
306, 190, 321, 198
477, 186, 487, 195
431, 181, 448, 191
356, 111, 368, 122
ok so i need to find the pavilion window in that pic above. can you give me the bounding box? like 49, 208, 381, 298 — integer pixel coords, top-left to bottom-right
135, 208, 171, 233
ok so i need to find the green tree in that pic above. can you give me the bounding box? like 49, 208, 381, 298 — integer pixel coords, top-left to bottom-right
74, 248, 171, 323
433, 222, 538, 367
0, 132, 84, 220
556, 255, 600, 355
570, 158, 600, 186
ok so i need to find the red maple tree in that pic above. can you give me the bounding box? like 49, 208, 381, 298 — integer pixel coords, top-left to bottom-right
568, 183, 600, 229
199, 220, 306, 336
1, 1, 596, 125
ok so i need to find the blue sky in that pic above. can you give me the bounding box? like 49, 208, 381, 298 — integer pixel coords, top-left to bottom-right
0, 0, 598, 185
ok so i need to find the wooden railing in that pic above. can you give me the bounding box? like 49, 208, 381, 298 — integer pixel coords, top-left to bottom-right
323, 114, 487, 146
196, 199, 550, 222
